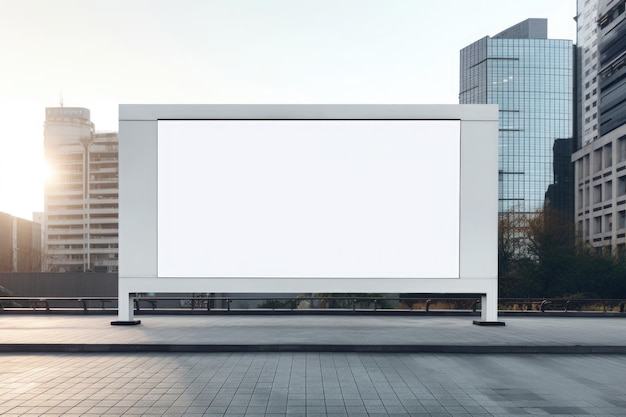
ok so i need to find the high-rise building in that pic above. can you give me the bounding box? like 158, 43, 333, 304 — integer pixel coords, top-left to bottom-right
572, 0, 626, 253
460, 18, 574, 217
577, 0, 601, 147
598, 0, 626, 136
43, 107, 119, 272
0, 212, 42, 272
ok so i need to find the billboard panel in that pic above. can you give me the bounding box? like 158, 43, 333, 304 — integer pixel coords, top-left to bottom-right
157, 120, 460, 279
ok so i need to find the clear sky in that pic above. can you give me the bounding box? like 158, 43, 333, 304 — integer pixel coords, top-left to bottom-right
0, 0, 577, 220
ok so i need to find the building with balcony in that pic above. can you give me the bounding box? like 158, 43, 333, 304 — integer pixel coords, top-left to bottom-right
43, 107, 118, 272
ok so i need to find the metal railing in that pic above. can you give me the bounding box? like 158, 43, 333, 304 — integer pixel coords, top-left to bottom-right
1, 296, 626, 315
498, 298, 626, 313
132, 296, 481, 313
0, 297, 117, 312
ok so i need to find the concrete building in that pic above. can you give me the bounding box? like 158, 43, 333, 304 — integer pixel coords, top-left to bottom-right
0, 212, 42, 272
572, 0, 626, 253
460, 19, 574, 217
43, 107, 118, 272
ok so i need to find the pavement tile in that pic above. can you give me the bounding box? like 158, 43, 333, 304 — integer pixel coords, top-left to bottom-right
2, 317, 626, 416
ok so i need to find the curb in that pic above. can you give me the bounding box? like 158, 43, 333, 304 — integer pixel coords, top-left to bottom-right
1, 344, 626, 354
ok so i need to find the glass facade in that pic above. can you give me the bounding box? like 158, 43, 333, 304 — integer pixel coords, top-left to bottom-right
460, 22, 573, 216
598, 0, 626, 136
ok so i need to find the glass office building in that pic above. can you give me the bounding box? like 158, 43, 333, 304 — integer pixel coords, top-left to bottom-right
598, 0, 626, 136
460, 19, 574, 216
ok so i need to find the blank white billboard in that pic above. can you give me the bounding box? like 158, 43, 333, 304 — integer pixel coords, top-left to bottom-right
157, 120, 460, 279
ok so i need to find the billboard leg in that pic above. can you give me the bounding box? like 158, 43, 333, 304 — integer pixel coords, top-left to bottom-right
473, 293, 505, 326
111, 291, 141, 325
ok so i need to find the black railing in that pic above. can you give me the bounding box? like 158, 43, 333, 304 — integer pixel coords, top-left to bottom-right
498, 298, 626, 313
1, 296, 626, 315
0, 297, 117, 312
132, 296, 481, 313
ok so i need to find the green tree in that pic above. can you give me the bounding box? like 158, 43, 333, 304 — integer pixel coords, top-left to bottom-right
499, 206, 626, 299
525, 207, 577, 296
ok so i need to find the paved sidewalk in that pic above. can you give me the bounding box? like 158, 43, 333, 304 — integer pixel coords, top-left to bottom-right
2, 352, 626, 416
1, 315, 625, 353
2, 316, 626, 416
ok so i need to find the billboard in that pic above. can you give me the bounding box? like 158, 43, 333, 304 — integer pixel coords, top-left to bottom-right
116, 105, 499, 324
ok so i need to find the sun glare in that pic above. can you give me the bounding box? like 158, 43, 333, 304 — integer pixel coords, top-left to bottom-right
15, 158, 50, 217
22, 159, 52, 187
42, 160, 53, 182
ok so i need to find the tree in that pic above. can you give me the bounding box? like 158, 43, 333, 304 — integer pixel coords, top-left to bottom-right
524, 207, 577, 297
499, 206, 626, 299
498, 211, 533, 297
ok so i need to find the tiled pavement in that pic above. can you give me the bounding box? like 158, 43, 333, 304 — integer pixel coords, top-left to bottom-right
2, 352, 626, 416
2, 316, 626, 416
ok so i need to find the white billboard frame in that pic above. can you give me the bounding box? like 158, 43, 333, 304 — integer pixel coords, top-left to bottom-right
116, 105, 500, 324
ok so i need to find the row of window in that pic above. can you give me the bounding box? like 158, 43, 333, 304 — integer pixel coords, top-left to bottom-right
579, 211, 626, 236
578, 179, 623, 208
577, 136, 626, 179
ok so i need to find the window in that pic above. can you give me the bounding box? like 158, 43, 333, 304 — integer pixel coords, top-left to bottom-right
594, 185, 602, 204
594, 148, 603, 172
594, 216, 602, 234
619, 176, 626, 196
606, 180, 613, 200
578, 188, 584, 209
606, 214, 613, 232
605, 143, 613, 168
578, 160, 584, 180
619, 136, 626, 162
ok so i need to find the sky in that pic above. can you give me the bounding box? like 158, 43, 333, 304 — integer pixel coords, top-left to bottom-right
0, 0, 577, 220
